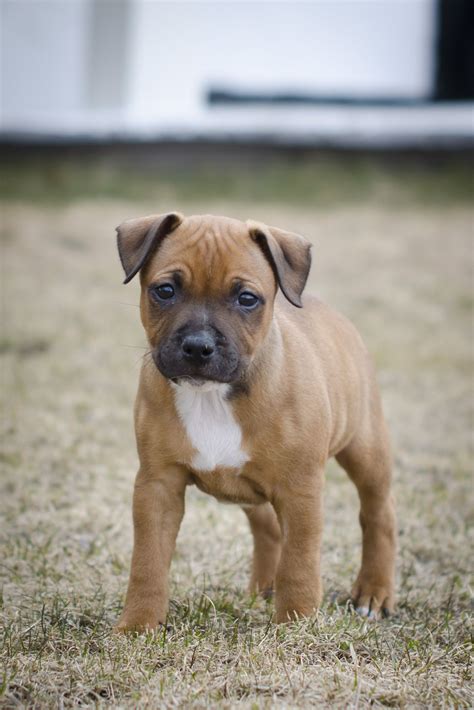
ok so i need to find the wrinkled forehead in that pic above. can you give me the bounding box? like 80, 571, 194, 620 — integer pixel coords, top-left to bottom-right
145, 215, 274, 293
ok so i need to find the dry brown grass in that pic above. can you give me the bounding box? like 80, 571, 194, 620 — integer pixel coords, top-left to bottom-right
1, 175, 473, 707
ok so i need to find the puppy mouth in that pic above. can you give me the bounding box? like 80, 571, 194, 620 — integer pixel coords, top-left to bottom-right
170, 376, 227, 391
168, 368, 239, 386
171, 375, 210, 386
154, 350, 241, 386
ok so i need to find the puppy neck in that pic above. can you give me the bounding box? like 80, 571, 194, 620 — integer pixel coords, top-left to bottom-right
171, 380, 249, 473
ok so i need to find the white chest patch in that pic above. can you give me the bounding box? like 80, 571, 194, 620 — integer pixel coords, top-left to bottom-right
172, 381, 249, 472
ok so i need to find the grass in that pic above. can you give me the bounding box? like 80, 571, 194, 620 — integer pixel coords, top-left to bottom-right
1, 156, 473, 707
0, 151, 472, 207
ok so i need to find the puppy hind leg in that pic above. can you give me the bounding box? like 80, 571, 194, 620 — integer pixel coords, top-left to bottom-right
243, 502, 282, 599
336, 423, 397, 620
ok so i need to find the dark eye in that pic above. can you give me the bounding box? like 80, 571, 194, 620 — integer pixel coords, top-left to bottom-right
151, 283, 175, 301
238, 291, 259, 309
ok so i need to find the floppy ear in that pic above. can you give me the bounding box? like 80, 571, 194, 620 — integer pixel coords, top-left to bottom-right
247, 220, 312, 307
116, 212, 183, 284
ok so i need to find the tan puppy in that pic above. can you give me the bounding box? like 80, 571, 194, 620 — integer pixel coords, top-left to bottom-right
115, 212, 396, 630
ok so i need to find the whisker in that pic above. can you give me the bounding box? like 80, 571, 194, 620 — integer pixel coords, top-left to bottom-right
132, 350, 154, 368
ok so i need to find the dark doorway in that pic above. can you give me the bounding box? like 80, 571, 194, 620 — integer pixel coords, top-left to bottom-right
435, 0, 474, 100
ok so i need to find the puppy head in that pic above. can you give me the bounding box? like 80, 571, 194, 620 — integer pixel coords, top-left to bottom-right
117, 213, 311, 387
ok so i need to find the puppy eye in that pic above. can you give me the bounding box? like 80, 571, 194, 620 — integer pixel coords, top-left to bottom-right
238, 291, 259, 308
150, 283, 175, 301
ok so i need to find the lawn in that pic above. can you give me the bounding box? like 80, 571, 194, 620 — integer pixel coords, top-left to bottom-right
1, 155, 472, 707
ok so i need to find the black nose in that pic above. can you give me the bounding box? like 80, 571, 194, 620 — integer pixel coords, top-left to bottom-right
181, 332, 215, 363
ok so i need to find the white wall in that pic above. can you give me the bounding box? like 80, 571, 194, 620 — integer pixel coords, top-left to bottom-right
128, 0, 437, 128
1, 0, 89, 119
3, 0, 471, 147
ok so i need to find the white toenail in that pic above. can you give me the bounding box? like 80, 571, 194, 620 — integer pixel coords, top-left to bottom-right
356, 606, 369, 616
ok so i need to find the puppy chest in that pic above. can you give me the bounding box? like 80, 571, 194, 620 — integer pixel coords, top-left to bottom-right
192, 468, 266, 506
173, 384, 249, 472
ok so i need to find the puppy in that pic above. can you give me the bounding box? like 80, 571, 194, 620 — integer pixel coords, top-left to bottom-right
115, 212, 396, 629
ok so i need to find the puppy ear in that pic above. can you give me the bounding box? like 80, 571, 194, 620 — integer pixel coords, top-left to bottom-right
247, 221, 312, 307
116, 212, 183, 284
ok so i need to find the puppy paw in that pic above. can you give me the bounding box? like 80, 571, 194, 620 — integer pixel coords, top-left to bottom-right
114, 622, 154, 634
114, 615, 167, 634
354, 605, 380, 621
249, 580, 275, 600
351, 578, 394, 621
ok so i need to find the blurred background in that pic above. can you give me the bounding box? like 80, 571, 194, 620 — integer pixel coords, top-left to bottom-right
2, 0, 474, 142
1, 0, 473, 201
1, 2, 473, 706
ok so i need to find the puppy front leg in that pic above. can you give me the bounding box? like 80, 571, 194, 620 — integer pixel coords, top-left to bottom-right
116, 466, 187, 632
273, 475, 324, 622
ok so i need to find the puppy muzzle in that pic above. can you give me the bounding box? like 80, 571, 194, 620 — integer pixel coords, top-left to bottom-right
154, 327, 241, 384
